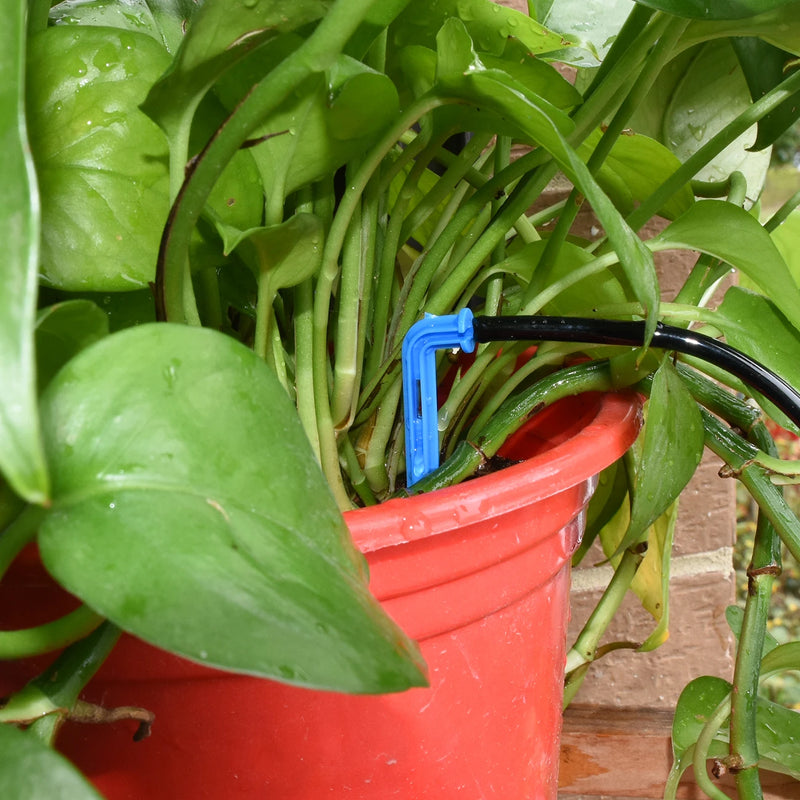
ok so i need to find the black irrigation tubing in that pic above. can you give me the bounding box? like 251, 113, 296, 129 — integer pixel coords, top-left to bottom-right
472, 316, 800, 430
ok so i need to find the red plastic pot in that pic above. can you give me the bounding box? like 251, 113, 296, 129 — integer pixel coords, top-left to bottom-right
0, 391, 640, 799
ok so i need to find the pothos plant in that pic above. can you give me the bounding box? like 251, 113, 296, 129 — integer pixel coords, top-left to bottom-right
2, 0, 800, 796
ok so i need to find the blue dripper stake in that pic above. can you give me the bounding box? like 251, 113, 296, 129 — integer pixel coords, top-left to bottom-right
402, 308, 475, 487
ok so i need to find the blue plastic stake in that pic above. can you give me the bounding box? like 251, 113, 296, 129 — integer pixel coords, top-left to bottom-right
402, 308, 476, 487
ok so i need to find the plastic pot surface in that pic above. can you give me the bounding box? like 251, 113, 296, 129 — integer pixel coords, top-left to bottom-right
0, 391, 641, 799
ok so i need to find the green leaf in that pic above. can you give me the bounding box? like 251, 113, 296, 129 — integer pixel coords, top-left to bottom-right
715, 287, 800, 432
770, 206, 800, 287
219, 212, 324, 289
343, 0, 415, 59
214, 46, 400, 199
762, 641, 800, 675
0, 724, 103, 800
662, 40, 770, 192
649, 201, 800, 334
27, 26, 171, 291
683, 3, 800, 55
391, 0, 574, 59
670, 674, 800, 782
38, 324, 426, 693
49, 0, 196, 54
481, 42, 582, 110
187, 92, 264, 232
595, 461, 677, 649
731, 37, 800, 152
620, 360, 703, 552
398, 39, 580, 113
328, 71, 400, 140
530, 0, 637, 66
38, 287, 158, 332
141, 0, 330, 145
747, 698, 800, 778
0, 0, 49, 504
591, 129, 694, 220
573, 461, 629, 565
492, 238, 628, 315
634, 0, 799, 19
35, 301, 109, 393
671, 675, 732, 761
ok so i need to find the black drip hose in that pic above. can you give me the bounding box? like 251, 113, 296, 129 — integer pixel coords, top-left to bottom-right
472, 316, 800, 429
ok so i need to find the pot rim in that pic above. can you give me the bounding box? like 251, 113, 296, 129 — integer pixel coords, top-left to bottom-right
345, 391, 642, 553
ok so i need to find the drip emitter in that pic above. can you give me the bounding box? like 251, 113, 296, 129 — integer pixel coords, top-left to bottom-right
402, 309, 800, 487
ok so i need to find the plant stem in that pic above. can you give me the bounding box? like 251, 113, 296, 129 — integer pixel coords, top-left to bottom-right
674, 172, 747, 307
28, 0, 51, 34
483, 136, 511, 320
311, 96, 451, 504
424, 163, 558, 321
523, 15, 689, 307
405, 360, 616, 495
293, 279, 319, 460
692, 696, 735, 800
399, 132, 494, 245
701, 411, 800, 564
0, 505, 43, 581
730, 422, 780, 800
519, 251, 621, 316
362, 378, 402, 497
763, 188, 800, 233
466, 343, 587, 439
20, 623, 122, 746
339, 435, 377, 507
0, 605, 105, 659
578, 4, 657, 107
330, 186, 365, 430
353, 149, 552, 427
254, 271, 275, 363
156, 0, 382, 324
675, 363, 762, 434
364, 133, 443, 382
563, 545, 646, 704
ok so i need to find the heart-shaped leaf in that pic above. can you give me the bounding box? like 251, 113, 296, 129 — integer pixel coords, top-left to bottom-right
670, 673, 800, 782
715, 287, 800, 432
628, 40, 770, 194
649, 200, 800, 334
731, 37, 800, 152
0, 0, 49, 504
219, 212, 324, 288
671, 675, 732, 761
49, 0, 196, 54
0, 724, 103, 800
391, 0, 573, 58
664, 40, 770, 191
591, 129, 694, 220
27, 27, 172, 291
683, 4, 800, 55
531, 0, 639, 65
635, 0, 798, 19
619, 359, 704, 552
35, 301, 109, 393
38, 324, 426, 693
214, 44, 399, 201
141, 0, 331, 145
